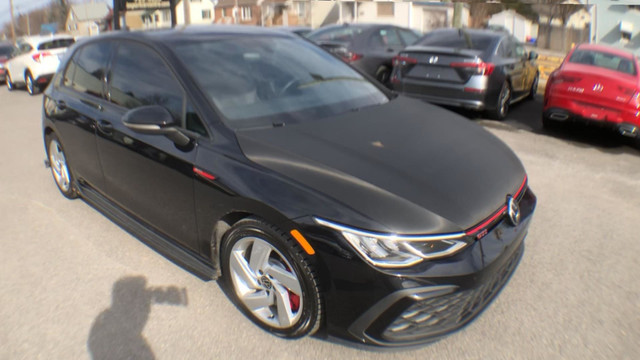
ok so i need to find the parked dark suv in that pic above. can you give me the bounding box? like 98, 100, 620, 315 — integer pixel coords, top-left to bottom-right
307, 23, 420, 85
391, 28, 539, 119
42, 26, 535, 348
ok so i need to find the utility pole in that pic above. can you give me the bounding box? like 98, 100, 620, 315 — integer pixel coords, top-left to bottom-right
9, 0, 16, 43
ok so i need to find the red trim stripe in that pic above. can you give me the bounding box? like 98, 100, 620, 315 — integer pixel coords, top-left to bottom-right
465, 175, 528, 236
465, 205, 507, 236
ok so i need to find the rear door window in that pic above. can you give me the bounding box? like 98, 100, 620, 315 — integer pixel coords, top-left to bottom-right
38, 39, 75, 50
369, 28, 403, 48
398, 29, 419, 46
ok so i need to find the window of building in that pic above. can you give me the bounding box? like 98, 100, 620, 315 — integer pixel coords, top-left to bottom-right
629, 5, 640, 11
377, 2, 394, 17
109, 42, 184, 122
221, 8, 226, 17
162, 10, 170, 22
296, 1, 307, 17
202, 9, 212, 20
64, 42, 114, 98
241, 6, 252, 20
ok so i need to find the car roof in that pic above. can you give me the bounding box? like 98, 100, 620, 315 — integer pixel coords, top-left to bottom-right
575, 43, 636, 59
427, 28, 506, 39
19, 34, 74, 47
94, 25, 297, 44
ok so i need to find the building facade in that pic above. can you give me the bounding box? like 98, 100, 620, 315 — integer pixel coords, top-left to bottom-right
66, 3, 111, 36
589, 1, 640, 55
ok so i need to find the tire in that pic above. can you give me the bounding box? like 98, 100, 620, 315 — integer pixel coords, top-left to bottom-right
6, 72, 14, 91
45, 133, 78, 199
488, 81, 512, 120
220, 217, 322, 338
375, 66, 391, 87
26, 72, 38, 95
527, 73, 539, 100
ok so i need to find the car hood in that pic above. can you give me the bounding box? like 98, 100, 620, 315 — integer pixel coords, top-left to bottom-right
235, 96, 526, 234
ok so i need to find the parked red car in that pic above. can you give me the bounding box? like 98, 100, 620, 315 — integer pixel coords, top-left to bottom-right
543, 43, 640, 146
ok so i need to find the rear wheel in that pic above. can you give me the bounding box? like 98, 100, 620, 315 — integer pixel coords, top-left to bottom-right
46, 133, 78, 199
488, 81, 511, 120
26, 72, 38, 95
220, 217, 322, 338
375, 66, 391, 87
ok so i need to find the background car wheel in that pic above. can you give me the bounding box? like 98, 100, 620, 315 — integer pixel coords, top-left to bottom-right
46, 133, 78, 199
375, 66, 391, 87
6, 72, 14, 91
26, 72, 38, 95
527, 73, 539, 100
220, 217, 322, 338
488, 81, 511, 120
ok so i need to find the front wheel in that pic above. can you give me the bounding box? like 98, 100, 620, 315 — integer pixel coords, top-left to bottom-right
6, 72, 14, 91
220, 217, 322, 338
46, 133, 78, 199
527, 73, 539, 100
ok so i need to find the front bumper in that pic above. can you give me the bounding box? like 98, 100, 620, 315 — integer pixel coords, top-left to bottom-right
302, 187, 536, 347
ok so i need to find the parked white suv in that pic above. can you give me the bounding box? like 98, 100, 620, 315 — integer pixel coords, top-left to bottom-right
5, 35, 75, 95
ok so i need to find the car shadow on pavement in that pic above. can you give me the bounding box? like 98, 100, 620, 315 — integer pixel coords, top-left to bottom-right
87, 276, 188, 360
452, 95, 640, 156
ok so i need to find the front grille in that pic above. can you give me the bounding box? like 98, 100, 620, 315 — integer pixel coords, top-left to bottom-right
382, 243, 524, 342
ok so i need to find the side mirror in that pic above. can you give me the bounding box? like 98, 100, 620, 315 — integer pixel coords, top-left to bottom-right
528, 51, 538, 61
122, 105, 191, 147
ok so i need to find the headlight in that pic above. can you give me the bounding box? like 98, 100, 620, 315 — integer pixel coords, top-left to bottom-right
314, 218, 468, 268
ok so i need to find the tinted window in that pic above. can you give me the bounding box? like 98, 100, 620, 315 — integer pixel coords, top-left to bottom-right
38, 39, 75, 50
370, 28, 403, 48
417, 31, 495, 51
173, 36, 387, 128
0, 45, 14, 57
65, 42, 113, 97
109, 42, 184, 121
568, 49, 637, 75
307, 27, 365, 42
18, 43, 32, 54
398, 29, 419, 45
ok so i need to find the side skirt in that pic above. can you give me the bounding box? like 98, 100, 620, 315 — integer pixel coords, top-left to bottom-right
77, 182, 216, 280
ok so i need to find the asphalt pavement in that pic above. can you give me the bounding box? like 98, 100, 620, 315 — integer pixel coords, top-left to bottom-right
1, 88, 639, 359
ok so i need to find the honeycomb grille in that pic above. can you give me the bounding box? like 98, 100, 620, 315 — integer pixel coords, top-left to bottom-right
382, 244, 524, 341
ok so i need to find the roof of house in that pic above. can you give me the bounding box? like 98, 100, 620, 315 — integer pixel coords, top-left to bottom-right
70, 3, 110, 22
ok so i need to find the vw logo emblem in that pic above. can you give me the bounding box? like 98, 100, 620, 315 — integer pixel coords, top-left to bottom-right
507, 195, 520, 226
428, 56, 439, 64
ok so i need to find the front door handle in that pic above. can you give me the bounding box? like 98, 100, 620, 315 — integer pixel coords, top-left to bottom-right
56, 100, 67, 110
97, 120, 113, 134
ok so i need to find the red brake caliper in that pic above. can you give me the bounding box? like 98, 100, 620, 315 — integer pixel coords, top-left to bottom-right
283, 262, 300, 312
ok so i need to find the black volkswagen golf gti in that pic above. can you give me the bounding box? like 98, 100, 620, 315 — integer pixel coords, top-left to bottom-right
42, 26, 535, 347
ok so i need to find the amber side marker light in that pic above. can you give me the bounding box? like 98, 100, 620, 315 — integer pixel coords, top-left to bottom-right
290, 229, 315, 255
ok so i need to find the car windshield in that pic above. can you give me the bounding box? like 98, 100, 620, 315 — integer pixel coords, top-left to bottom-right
172, 35, 388, 129
416, 31, 494, 51
568, 49, 637, 75
0, 45, 14, 57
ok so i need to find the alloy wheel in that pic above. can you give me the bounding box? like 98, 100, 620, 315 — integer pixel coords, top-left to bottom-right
229, 236, 303, 329
48, 139, 71, 193
26, 74, 34, 95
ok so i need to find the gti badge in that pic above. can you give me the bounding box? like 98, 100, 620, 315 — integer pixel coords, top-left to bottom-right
428, 56, 439, 64
507, 195, 520, 226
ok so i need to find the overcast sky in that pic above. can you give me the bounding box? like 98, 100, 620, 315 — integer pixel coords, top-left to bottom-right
0, 0, 90, 30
